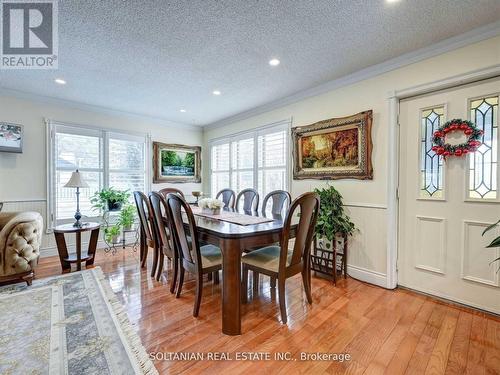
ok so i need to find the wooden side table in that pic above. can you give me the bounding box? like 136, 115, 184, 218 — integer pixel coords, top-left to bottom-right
53, 222, 101, 272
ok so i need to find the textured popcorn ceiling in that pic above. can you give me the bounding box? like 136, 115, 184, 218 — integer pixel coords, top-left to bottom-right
0, 0, 499, 126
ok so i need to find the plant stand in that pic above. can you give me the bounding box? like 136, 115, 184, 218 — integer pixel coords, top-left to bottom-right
310, 235, 348, 285
102, 210, 139, 255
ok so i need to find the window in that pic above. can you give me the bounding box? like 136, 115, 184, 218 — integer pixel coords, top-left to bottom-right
420, 106, 445, 198
210, 121, 289, 202
468, 95, 498, 200
48, 121, 149, 228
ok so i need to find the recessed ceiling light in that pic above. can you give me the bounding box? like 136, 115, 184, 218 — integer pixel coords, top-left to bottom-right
179, 109, 187, 113
386, 0, 400, 3
54, 78, 66, 85
212, 90, 221, 96
269, 58, 280, 66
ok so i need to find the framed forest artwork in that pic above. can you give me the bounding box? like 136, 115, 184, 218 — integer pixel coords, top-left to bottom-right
153, 142, 201, 183
292, 110, 373, 180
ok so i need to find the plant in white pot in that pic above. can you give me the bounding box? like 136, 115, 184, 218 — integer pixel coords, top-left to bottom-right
104, 224, 122, 244
314, 185, 356, 251
119, 204, 136, 230
199, 198, 224, 215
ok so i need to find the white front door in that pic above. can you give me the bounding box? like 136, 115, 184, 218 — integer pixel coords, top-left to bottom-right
398, 78, 500, 314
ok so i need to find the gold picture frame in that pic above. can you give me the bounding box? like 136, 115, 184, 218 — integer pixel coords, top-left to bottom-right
153, 142, 201, 183
292, 110, 373, 180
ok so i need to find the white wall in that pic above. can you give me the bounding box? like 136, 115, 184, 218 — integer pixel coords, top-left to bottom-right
202, 36, 500, 287
0, 95, 203, 255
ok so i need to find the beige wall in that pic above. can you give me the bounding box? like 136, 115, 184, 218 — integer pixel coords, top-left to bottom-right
0, 95, 203, 254
202, 36, 500, 285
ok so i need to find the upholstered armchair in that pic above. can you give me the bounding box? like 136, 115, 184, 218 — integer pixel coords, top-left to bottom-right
0, 211, 43, 285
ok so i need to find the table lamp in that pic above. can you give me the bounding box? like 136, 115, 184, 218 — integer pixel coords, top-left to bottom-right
64, 169, 89, 227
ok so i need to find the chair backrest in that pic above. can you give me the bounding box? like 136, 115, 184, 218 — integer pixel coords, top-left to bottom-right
164, 193, 202, 271
236, 188, 259, 212
280, 192, 320, 271
149, 192, 175, 258
262, 190, 291, 215
216, 188, 235, 209
158, 187, 185, 199
133, 191, 156, 246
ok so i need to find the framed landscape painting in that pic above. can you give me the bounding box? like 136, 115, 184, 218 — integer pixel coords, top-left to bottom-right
292, 110, 373, 180
153, 142, 201, 183
0, 122, 23, 153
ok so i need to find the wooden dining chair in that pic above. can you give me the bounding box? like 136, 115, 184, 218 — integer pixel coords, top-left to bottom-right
149, 192, 178, 289
241, 192, 320, 324
216, 188, 236, 209
236, 188, 259, 212
250, 190, 292, 289
262, 190, 291, 215
134, 191, 160, 277
158, 187, 185, 199
164, 193, 223, 317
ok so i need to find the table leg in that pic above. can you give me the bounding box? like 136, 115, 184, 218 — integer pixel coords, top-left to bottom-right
54, 232, 71, 273
221, 238, 242, 335
86, 228, 100, 267
76, 231, 82, 271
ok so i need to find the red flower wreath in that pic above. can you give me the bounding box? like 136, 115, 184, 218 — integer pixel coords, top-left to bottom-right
432, 119, 483, 158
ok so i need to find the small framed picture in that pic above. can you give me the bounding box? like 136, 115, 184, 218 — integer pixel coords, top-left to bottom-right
0, 122, 23, 153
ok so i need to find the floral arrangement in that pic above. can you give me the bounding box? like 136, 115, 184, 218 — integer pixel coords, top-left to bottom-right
432, 119, 483, 158
198, 198, 224, 210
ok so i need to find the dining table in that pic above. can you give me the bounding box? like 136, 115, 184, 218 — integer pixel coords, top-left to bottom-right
153, 207, 297, 336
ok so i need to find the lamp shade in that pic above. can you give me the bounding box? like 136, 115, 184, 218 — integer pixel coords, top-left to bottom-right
64, 170, 89, 188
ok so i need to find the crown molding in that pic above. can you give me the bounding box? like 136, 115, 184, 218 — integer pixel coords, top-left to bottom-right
204, 21, 500, 130
0, 87, 202, 131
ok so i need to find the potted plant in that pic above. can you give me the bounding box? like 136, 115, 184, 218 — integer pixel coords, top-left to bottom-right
104, 224, 121, 244
199, 198, 224, 215
483, 219, 500, 272
119, 204, 136, 230
90, 187, 130, 212
313, 185, 356, 251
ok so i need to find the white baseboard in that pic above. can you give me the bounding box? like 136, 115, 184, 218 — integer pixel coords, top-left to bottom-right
347, 264, 387, 288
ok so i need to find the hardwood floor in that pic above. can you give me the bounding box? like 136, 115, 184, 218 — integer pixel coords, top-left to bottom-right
35, 249, 500, 375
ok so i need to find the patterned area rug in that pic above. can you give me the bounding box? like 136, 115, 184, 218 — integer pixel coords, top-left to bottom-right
0, 267, 158, 375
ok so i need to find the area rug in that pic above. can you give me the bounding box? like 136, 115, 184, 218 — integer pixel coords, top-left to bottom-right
0, 267, 158, 375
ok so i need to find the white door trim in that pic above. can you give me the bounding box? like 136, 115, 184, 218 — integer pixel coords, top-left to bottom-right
386, 64, 500, 290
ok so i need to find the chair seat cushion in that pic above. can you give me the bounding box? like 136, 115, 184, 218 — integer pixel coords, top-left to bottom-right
200, 244, 222, 268
241, 245, 291, 272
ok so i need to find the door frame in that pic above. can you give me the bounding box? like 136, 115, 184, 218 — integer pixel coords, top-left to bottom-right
386, 64, 500, 289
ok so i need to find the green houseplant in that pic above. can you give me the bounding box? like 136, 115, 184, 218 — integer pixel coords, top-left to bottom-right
119, 204, 136, 230
483, 219, 500, 272
314, 185, 356, 250
104, 224, 121, 244
90, 187, 130, 212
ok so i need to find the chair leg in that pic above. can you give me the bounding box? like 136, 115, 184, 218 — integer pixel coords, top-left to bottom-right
176, 267, 185, 298
278, 278, 287, 324
270, 276, 276, 288
156, 252, 164, 281
241, 265, 248, 304
193, 273, 203, 317
151, 246, 159, 277
302, 268, 313, 304
140, 246, 148, 268
170, 257, 178, 294
140, 231, 147, 268
252, 271, 259, 295
213, 271, 219, 284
